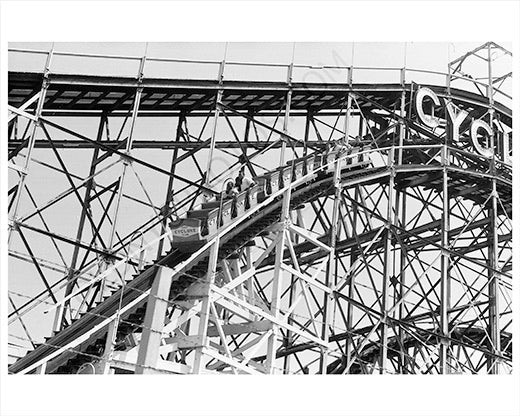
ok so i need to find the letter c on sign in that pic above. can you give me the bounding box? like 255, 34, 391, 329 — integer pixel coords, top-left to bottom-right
416, 87, 442, 129
470, 120, 494, 159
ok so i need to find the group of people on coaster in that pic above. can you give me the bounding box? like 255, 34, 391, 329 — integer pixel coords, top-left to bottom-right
220, 139, 351, 200
222, 166, 255, 200
205, 138, 352, 205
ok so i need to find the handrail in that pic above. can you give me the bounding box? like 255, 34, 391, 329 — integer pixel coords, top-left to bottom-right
9, 47, 142, 61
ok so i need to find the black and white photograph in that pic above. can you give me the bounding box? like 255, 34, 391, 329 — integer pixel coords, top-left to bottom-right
1, 1, 519, 416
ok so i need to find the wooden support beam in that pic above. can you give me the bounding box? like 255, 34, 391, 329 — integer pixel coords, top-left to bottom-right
192, 239, 220, 373
135, 266, 174, 374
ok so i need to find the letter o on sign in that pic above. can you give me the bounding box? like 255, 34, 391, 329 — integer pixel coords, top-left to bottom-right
470, 120, 494, 159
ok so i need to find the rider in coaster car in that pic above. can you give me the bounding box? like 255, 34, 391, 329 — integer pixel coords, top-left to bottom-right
235, 167, 255, 191
225, 181, 239, 199
333, 138, 351, 154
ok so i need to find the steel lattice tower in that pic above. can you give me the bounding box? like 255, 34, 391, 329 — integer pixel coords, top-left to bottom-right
7, 42, 512, 375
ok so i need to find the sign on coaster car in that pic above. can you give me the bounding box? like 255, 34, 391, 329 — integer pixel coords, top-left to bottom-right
169, 218, 202, 242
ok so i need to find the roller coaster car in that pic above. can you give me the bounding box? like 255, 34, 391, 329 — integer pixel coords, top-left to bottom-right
253, 174, 271, 198
277, 164, 293, 189
246, 184, 260, 209
169, 152, 327, 253
314, 150, 339, 175
285, 155, 316, 182
253, 154, 317, 201
169, 217, 208, 252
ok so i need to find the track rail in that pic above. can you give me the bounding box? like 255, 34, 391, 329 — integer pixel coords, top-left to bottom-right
7, 72, 512, 124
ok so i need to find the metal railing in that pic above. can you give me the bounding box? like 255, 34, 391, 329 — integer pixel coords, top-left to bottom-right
8, 47, 512, 106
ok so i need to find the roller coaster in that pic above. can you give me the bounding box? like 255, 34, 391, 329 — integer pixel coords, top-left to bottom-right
7, 42, 512, 374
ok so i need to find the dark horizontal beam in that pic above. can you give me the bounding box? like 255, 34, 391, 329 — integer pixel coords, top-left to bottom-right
9, 71, 512, 121
35, 110, 364, 118
8, 139, 332, 150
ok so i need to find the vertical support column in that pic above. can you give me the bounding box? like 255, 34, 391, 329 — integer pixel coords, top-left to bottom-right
320, 150, 341, 374
439, 145, 451, 374
157, 113, 185, 257
8, 47, 53, 243
320, 93, 351, 374
204, 60, 225, 186
98, 319, 118, 374
379, 149, 395, 374
192, 238, 220, 373
343, 94, 353, 145
244, 113, 251, 143
283, 274, 295, 374
266, 188, 291, 374
398, 192, 407, 373
379, 86, 402, 373
60, 115, 107, 327
358, 110, 364, 145
97, 86, 143, 302
98, 56, 145, 301
135, 266, 175, 374
397, 88, 406, 166
245, 246, 255, 308
344, 187, 359, 372
486, 43, 500, 374
488, 170, 500, 374
393, 89, 407, 373
106, 86, 143, 250
446, 64, 451, 96
303, 111, 311, 156
278, 64, 293, 167
283, 209, 304, 373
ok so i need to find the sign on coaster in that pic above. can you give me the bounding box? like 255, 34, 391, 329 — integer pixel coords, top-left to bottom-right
415, 87, 511, 165
169, 218, 201, 241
